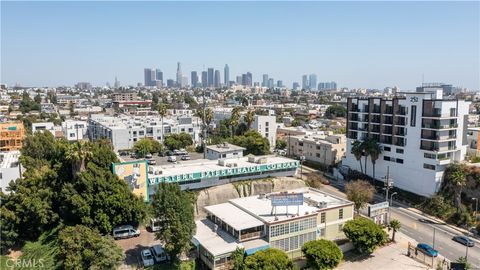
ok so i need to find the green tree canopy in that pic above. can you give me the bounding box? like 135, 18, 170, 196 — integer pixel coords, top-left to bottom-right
244, 248, 296, 270
1, 132, 146, 252
133, 138, 163, 157
302, 239, 343, 270
325, 104, 347, 119
230, 130, 270, 156
58, 225, 124, 270
164, 133, 193, 151
276, 139, 287, 150
152, 183, 195, 261
343, 217, 388, 254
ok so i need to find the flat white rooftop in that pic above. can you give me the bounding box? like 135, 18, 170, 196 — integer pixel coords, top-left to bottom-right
205, 203, 264, 231
193, 219, 240, 257
148, 155, 297, 179
206, 143, 246, 153
228, 187, 352, 224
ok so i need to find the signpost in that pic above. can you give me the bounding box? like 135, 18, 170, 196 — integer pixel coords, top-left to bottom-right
270, 192, 304, 216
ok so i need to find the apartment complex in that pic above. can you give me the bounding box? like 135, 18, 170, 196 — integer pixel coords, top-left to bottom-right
0, 151, 21, 193
253, 115, 277, 150
88, 114, 201, 151
287, 133, 346, 166
343, 90, 470, 196
193, 188, 353, 269
0, 122, 25, 152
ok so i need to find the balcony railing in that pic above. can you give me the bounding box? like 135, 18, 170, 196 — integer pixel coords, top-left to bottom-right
422, 123, 458, 129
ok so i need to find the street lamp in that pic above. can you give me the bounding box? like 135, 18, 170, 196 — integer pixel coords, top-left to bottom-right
389, 192, 397, 223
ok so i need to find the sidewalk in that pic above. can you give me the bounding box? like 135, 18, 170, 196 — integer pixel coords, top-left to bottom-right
338, 232, 431, 270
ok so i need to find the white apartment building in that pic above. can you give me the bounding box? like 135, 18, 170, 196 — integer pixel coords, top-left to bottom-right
343, 90, 470, 197
62, 120, 88, 141
253, 115, 277, 150
0, 151, 21, 193
88, 114, 201, 151
32, 122, 56, 134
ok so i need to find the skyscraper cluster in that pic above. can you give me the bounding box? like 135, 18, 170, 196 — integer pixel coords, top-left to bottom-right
144, 68, 163, 87
300, 74, 336, 91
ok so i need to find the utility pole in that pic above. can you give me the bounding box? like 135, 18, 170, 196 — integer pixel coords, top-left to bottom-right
384, 166, 393, 202
202, 87, 207, 159
432, 227, 436, 249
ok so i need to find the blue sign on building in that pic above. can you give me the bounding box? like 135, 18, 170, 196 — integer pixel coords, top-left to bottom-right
271, 193, 304, 206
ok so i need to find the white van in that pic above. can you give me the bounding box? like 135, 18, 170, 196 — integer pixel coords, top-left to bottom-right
149, 218, 161, 232
151, 244, 169, 263
167, 156, 177, 162
112, 225, 140, 240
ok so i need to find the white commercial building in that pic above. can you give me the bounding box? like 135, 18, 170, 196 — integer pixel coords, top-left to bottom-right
253, 115, 277, 150
206, 143, 245, 160
88, 114, 201, 151
343, 90, 470, 197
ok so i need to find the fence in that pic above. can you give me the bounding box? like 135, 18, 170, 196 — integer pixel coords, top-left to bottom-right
407, 242, 450, 270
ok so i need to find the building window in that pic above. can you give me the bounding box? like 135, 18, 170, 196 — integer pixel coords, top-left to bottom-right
396, 148, 404, 154
410, 105, 416, 127
266, 122, 269, 126
383, 146, 391, 152
316, 153, 320, 158
320, 212, 326, 223
339, 209, 344, 219
338, 224, 343, 232
383, 156, 390, 161
423, 163, 436, 170
396, 158, 404, 164
424, 153, 435, 159
320, 228, 325, 237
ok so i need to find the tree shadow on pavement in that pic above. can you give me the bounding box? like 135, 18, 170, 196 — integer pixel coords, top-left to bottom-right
125, 244, 151, 267
343, 250, 374, 263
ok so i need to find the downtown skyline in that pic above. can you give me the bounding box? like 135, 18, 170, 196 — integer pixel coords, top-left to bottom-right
1, 1, 479, 90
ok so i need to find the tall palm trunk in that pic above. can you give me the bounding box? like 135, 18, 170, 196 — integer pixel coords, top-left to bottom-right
161, 116, 164, 142
372, 162, 376, 184
364, 155, 368, 175
358, 158, 363, 174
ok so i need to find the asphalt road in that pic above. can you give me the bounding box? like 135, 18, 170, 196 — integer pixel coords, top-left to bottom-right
391, 207, 480, 268
306, 169, 480, 268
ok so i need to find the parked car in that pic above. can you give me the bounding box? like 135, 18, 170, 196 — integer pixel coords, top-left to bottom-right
112, 225, 140, 240
151, 244, 169, 263
147, 159, 157, 165
145, 153, 153, 159
452, 235, 475, 247
158, 152, 165, 157
181, 155, 191, 160
167, 156, 177, 162
141, 249, 155, 267
416, 243, 438, 257
149, 218, 161, 232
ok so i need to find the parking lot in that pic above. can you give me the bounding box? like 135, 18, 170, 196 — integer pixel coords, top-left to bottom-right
120, 151, 205, 166
116, 226, 163, 268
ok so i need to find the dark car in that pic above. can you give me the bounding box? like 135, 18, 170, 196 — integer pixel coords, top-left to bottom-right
452, 235, 475, 247
416, 243, 438, 257
418, 218, 436, 224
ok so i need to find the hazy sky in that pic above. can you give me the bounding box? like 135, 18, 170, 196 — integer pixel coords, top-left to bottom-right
1, 1, 479, 90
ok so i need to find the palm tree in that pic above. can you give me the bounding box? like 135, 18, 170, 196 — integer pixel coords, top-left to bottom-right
66, 140, 92, 177
388, 219, 401, 242
351, 140, 364, 174
445, 163, 466, 209
368, 140, 383, 181
230, 107, 241, 137
158, 104, 168, 143
244, 109, 255, 130
361, 139, 371, 175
